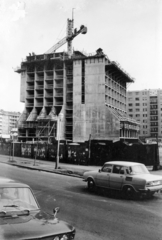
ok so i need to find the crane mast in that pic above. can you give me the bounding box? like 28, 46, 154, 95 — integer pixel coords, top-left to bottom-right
45, 16, 87, 57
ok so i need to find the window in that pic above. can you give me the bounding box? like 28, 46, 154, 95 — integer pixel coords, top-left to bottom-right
136, 114, 140, 117
135, 98, 139, 101
143, 108, 147, 111
150, 110, 158, 115
129, 114, 133, 117
113, 165, 121, 174
128, 103, 132, 106
143, 103, 147, 106
143, 119, 147, 123
150, 122, 158, 126
143, 125, 147, 129
129, 109, 133, 112
135, 92, 139, 95
136, 103, 140, 106
143, 114, 147, 117
150, 116, 158, 121
128, 98, 133, 101
102, 164, 112, 173
136, 109, 140, 111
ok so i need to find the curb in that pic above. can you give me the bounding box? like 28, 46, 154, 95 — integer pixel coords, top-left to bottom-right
1, 161, 83, 179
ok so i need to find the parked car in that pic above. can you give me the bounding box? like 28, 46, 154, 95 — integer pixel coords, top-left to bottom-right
0, 177, 75, 240
83, 161, 162, 199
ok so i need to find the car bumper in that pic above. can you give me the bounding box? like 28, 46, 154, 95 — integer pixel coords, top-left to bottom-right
139, 185, 162, 193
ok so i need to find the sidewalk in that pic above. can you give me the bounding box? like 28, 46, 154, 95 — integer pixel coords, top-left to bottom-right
0, 154, 162, 178
0, 154, 100, 178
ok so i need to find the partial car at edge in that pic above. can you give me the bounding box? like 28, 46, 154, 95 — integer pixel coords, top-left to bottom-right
0, 177, 75, 240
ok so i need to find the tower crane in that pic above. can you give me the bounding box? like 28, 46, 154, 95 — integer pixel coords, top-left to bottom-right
45, 16, 87, 57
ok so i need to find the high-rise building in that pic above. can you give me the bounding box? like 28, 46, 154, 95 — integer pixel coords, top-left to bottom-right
127, 89, 162, 141
15, 49, 139, 142
0, 110, 20, 137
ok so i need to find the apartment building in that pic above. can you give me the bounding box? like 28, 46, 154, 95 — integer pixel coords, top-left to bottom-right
0, 110, 20, 137
127, 89, 162, 141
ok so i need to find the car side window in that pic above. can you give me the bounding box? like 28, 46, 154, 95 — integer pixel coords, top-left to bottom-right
125, 167, 132, 174
112, 165, 121, 174
102, 164, 112, 173
119, 166, 125, 175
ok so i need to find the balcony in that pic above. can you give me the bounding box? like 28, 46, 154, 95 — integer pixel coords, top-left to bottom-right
66, 105, 73, 110
66, 70, 73, 75
27, 78, 34, 82
45, 75, 53, 80
26, 95, 34, 99
35, 94, 43, 98
45, 93, 53, 98
45, 84, 53, 89
67, 78, 73, 84
55, 75, 63, 79
35, 102, 43, 107
54, 101, 63, 106
45, 102, 53, 106
35, 85, 44, 90
66, 87, 73, 93
55, 93, 63, 98
26, 86, 34, 90
54, 84, 63, 88
26, 102, 34, 107
36, 77, 44, 81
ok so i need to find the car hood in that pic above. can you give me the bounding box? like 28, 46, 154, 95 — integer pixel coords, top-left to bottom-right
132, 173, 162, 182
84, 170, 98, 177
0, 210, 74, 240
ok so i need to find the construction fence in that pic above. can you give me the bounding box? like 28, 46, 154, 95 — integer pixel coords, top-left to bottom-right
0, 140, 160, 169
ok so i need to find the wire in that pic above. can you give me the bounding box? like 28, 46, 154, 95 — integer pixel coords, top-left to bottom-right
56, 21, 67, 41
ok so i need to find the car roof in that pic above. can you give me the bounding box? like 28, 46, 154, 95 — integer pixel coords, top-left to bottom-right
104, 161, 143, 166
0, 177, 30, 188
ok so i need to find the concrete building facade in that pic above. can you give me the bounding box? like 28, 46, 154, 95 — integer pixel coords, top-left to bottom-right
127, 89, 162, 141
0, 110, 20, 138
16, 49, 139, 142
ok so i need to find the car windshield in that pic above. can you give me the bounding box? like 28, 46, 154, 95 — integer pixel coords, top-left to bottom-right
0, 187, 39, 211
130, 165, 149, 174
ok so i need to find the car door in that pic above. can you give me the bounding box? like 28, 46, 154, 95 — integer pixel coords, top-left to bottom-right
95, 164, 113, 188
109, 165, 124, 190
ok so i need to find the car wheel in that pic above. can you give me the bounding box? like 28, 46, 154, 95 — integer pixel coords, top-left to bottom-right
87, 179, 95, 192
123, 186, 136, 200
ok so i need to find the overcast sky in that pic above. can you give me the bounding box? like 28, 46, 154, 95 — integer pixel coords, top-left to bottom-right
0, 0, 161, 112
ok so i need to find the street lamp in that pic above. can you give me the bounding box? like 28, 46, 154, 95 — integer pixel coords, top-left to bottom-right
55, 112, 64, 169
12, 133, 17, 162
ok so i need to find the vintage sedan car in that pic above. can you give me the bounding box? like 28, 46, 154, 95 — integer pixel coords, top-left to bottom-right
83, 161, 162, 198
0, 177, 75, 240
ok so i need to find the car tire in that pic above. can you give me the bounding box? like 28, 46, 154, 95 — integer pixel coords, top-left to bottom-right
123, 186, 136, 200
87, 179, 95, 192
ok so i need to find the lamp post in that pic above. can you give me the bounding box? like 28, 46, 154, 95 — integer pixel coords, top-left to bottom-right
55, 112, 64, 169
12, 133, 17, 162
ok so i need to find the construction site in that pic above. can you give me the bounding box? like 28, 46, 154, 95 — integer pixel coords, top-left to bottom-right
15, 15, 140, 144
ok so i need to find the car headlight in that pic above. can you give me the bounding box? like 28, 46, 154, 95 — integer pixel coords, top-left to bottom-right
53, 235, 68, 240
146, 181, 160, 186
54, 237, 60, 240
60, 235, 68, 240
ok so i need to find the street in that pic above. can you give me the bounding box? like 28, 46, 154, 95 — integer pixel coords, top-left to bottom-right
0, 163, 162, 240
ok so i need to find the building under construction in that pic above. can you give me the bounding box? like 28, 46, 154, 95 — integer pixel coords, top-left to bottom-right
15, 17, 140, 143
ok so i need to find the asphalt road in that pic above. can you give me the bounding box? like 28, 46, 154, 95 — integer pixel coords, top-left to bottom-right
0, 163, 162, 240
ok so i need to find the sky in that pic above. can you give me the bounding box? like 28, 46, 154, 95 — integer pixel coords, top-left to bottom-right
0, 0, 161, 112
